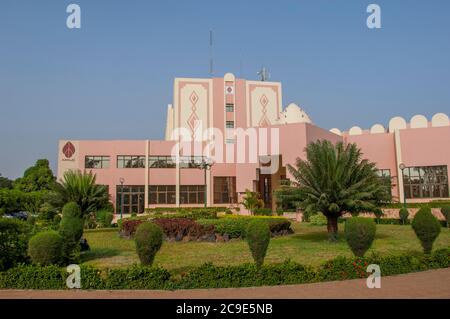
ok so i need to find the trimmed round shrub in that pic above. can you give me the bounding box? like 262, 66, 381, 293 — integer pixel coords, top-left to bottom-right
246, 220, 270, 268
412, 207, 441, 254
344, 217, 376, 257
310, 213, 327, 226
399, 208, 409, 225
441, 206, 450, 228
59, 202, 84, 263
0, 219, 31, 271
28, 231, 63, 265
135, 222, 163, 266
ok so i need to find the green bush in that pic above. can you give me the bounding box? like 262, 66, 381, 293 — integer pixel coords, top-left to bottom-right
411, 207, 441, 254
96, 209, 114, 228
106, 265, 170, 289
0, 218, 32, 271
309, 213, 327, 226
28, 231, 63, 265
344, 217, 376, 257
441, 206, 450, 228
399, 208, 409, 225
1, 249, 449, 290
253, 208, 273, 216
135, 222, 163, 266
198, 216, 292, 238
246, 220, 270, 268
373, 208, 384, 223
59, 202, 84, 263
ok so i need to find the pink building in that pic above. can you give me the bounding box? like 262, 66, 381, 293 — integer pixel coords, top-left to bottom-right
57, 73, 450, 214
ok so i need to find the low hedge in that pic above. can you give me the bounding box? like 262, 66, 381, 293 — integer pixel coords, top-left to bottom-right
145, 207, 227, 215
198, 216, 292, 238
382, 200, 450, 209
338, 217, 447, 227
1, 249, 449, 290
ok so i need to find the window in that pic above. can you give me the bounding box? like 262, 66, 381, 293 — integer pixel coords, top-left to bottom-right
179, 156, 205, 169
180, 185, 205, 204
226, 103, 234, 112
226, 121, 234, 129
117, 156, 145, 168
148, 185, 176, 204
116, 185, 145, 214
376, 169, 391, 178
213, 177, 237, 204
225, 138, 235, 144
403, 165, 449, 199
148, 156, 176, 168
85, 156, 110, 169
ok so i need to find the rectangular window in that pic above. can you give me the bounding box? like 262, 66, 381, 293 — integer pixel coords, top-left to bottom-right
148, 156, 176, 168
85, 156, 110, 169
117, 156, 146, 168
226, 103, 234, 112
179, 156, 205, 169
148, 185, 176, 204
376, 169, 391, 178
180, 185, 205, 204
116, 185, 145, 214
403, 165, 449, 199
226, 121, 234, 129
213, 177, 237, 204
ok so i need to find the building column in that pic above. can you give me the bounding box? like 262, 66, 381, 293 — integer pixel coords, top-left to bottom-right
145, 140, 149, 210
394, 129, 405, 203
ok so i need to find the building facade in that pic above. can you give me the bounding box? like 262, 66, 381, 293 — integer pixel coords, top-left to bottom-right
57, 73, 450, 214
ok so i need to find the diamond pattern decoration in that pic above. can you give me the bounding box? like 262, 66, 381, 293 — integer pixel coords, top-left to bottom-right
260, 94, 269, 107
189, 91, 199, 105
187, 90, 201, 137
258, 94, 270, 127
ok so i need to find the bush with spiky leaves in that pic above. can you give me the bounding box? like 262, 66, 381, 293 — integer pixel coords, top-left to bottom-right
54, 170, 111, 216
412, 207, 441, 254
274, 140, 390, 241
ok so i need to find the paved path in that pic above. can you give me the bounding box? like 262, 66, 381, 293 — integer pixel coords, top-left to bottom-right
1, 268, 449, 299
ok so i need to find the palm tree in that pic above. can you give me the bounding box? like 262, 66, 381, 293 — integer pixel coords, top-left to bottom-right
54, 170, 111, 217
275, 140, 390, 241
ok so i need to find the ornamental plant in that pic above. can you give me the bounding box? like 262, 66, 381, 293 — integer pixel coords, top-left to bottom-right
28, 231, 63, 265
0, 219, 31, 271
135, 222, 163, 266
59, 202, 84, 263
399, 208, 409, 225
246, 220, 271, 268
441, 206, 450, 228
344, 217, 376, 257
411, 207, 441, 254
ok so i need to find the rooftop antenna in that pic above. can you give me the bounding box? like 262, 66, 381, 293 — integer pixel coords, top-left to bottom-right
257, 66, 270, 81
209, 29, 214, 77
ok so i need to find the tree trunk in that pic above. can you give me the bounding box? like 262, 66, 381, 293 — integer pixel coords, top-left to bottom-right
327, 215, 339, 242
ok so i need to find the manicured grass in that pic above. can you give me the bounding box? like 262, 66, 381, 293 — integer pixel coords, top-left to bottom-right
82, 223, 450, 273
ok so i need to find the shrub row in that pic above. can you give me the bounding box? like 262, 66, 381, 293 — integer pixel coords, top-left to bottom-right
120, 218, 215, 240
2, 249, 449, 290
338, 217, 447, 227
382, 200, 450, 209
198, 216, 292, 238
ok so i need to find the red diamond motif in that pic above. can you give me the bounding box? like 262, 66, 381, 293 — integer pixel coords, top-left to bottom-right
260, 94, 268, 107
189, 91, 199, 105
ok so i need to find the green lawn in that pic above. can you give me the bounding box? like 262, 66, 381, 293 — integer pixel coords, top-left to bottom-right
82, 223, 450, 273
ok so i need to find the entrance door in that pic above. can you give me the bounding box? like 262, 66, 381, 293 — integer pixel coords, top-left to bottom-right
258, 174, 272, 209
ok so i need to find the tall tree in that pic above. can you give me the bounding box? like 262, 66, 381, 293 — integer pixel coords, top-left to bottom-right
275, 140, 390, 241
14, 159, 56, 192
0, 174, 13, 189
54, 170, 111, 216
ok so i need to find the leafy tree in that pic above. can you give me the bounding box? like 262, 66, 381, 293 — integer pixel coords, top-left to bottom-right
14, 159, 56, 192
54, 170, 111, 216
275, 140, 390, 241
240, 189, 264, 215
0, 219, 32, 270
0, 174, 13, 189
